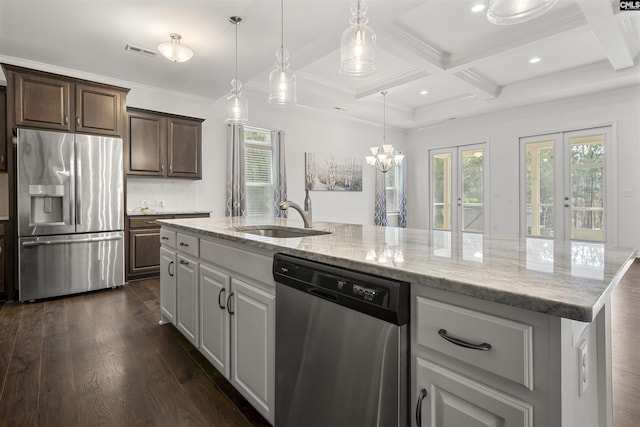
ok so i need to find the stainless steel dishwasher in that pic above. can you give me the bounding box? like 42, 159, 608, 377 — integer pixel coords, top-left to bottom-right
273, 253, 410, 427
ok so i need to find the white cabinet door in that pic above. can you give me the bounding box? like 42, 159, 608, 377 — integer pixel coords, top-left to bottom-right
414, 357, 532, 427
199, 264, 231, 377
229, 277, 275, 424
176, 253, 199, 347
159, 246, 177, 325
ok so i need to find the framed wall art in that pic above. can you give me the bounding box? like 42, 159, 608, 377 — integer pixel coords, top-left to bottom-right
305, 152, 363, 191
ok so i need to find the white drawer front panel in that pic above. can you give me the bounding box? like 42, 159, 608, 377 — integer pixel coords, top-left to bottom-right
160, 229, 176, 248
176, 233, 199, 257
416, 297, 533, 389
200, 239, 273, 289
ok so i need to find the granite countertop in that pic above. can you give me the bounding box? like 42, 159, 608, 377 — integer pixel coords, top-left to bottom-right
127, 210, 211, 217
158, 216, 637, 322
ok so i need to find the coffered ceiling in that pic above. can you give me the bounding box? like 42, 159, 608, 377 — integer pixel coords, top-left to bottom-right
0, 0, 638, 129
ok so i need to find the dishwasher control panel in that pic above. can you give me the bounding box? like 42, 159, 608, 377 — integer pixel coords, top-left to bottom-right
318, 274, 389, 306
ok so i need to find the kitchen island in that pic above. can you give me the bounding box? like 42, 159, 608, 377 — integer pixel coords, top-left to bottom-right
158, 216, 636, 427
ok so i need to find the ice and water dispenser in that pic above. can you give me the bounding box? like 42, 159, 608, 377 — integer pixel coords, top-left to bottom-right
28, 184, 66, 226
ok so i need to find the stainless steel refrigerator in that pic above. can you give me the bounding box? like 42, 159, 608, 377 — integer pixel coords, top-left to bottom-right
17, 128, 125, 301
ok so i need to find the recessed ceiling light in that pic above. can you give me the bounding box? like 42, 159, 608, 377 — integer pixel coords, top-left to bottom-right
420, 90, 428, 95
529, 57, 541, 64
471, 3, 486, 13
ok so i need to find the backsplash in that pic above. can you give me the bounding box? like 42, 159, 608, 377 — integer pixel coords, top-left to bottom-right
0, 173, 7, 220
126, 178, 198, 214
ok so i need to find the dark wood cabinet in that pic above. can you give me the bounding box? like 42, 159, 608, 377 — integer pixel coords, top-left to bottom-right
127, 107, 203, 179
0, 224, 5, 298
2, 64, 128, 137
126, 213, 209, 281
0, 87, 6, 171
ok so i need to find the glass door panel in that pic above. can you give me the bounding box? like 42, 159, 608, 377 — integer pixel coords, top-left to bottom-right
567, 132, 606, 242
460, 148, 484, 233
522, 136, 558, 238
431, 151, 453, 231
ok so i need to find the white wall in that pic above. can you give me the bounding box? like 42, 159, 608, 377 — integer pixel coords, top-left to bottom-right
406, 85, 640, 248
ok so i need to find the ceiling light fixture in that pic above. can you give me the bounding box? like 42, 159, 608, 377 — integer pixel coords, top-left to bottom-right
226, 17, 248, 125
529, 56, 541, 63
420, 90, 428, 95
471, 3, 486, 13
487, 0, 557, 25
340, 0, 376, 77
365, 91, 404, 173
268, 0, 297, 106
157, 33, 193, 63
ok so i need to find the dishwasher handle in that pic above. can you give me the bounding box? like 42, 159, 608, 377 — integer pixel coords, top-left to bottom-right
307, 287, 339, 302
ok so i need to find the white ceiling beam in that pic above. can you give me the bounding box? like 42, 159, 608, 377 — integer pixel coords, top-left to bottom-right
377, 23, 499, 100
576, 0, 636, 70
354, 68, 430, 100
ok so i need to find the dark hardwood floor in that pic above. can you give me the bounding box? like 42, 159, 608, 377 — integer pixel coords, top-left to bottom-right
0, 279, 270, 427
0, 260, 638, 427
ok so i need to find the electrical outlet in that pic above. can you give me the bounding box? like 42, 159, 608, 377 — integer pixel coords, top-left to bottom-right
578, 340, 589, 396
140, 199, 149, 207
156, 200, 165, 208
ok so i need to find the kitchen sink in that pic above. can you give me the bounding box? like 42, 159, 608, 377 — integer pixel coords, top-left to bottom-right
233, 225, 332, 238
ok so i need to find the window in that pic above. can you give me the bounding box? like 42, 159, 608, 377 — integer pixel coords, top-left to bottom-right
244, 127, 274, 217
385, 167, 399, 213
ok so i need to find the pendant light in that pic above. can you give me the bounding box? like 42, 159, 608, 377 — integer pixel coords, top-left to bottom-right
340, 0, 376, 77
226, 16, 248, 124
157, 33, 194, 63
365, 92, 403, 173
268, 0, 297, 106
487, 0, 557, 25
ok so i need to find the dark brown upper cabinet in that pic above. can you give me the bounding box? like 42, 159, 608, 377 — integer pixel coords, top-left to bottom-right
127, 107, 203, 180
0, 87, 6, 171
2, 64, 128, 137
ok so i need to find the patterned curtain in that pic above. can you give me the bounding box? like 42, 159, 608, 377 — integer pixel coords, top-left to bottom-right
398, 163, 407, 228
272, 130, 288, 218
374, 169, 387, 226
225, 124, 247, 217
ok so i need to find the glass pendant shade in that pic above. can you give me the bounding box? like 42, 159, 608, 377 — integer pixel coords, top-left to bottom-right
340, 0, 376, 77
225, 79, 248, 124
487, 0, 557, 25
226, 16, 248, 124
269, 0, 297, 106
157, 33, 193, 63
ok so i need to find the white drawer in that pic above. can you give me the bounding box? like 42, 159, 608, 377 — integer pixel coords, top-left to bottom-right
200, 239, 273, 289
416, 296, 533, 389
176, 233, 199, 257
160, 229, 176, 248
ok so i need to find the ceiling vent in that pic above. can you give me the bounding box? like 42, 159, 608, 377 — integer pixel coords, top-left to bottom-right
125, 44, 157, 57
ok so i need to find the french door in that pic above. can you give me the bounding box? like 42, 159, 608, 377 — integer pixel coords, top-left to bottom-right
429, 144, 487, 260
520, 126, 612, 242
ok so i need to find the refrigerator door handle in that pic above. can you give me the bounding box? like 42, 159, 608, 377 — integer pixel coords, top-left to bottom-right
75, 142, 82, 225
22, 235, 122, 247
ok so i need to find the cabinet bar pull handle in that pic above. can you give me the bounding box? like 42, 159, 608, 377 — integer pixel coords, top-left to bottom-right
218, 288, 226, 309
161, 236, 169, 240
179, 259, 189, 265
179, 242, 189, 247
160, 163, 164, 172
226, 292, 235, 315
146, 221, 158, 225
168, 260, 174, 277
416, 388, 427, 427
438, 329, 491, 351
76, 116, 80, 126
64, 115, 69, 125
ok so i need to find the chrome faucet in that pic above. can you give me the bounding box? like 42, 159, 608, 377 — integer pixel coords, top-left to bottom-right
280, 189, 312, 228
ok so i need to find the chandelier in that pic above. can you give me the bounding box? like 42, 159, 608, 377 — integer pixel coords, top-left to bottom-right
365, 91, 403, 173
